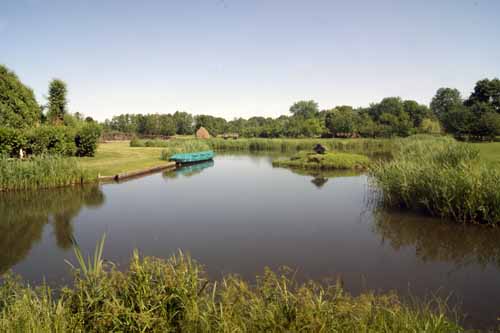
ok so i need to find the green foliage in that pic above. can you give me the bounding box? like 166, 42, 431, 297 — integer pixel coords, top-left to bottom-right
26, 126, 77, 156
194, 114, 227, 136
47, 79, 68, 124
157, 140, 211, 160
0, 64, 40, 128
465, 78, 500, 113
173, 111, 194, 135
370, 137, 500, 224
418, 118, 442, 134
273, 151, 371, 170
0, 127, 26, 157
430, 88, 462, 120
75, 123, 102, 157
0, 249, 463, 332
325, 106, 356, 136
0, 156, 92, 191
289, 100, 319, 119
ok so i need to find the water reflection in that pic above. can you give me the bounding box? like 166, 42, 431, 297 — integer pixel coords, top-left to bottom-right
374, 211, 500, 269
163, 160, 214, 179
277, 167, 362, 189
0, 185, 105, 273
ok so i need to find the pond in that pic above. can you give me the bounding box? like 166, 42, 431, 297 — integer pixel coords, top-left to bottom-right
1, 153, 499, 329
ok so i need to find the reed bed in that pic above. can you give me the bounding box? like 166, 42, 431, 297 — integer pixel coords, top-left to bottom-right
132, 137, 394, 154
157, 140, 211, 160
209, 138, 393, 154
0, 156, 93, 191
370, 137, 500, 224
0, 239, 463, 332
273, 152, 370, 170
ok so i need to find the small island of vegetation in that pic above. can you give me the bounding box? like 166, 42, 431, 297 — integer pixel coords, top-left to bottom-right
272, 151, 370, 170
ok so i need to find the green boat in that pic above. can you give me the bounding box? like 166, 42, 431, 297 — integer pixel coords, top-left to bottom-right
169, 150, 215, 164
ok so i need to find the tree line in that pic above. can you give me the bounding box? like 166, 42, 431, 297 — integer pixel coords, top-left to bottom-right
1, 63, 499, 141
103, 78, 500, 140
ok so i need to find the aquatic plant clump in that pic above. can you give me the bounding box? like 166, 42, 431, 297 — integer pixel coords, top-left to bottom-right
0, 156, 93, 191
0, 249, 463, 332
273, 151, 371, 170
157, 140, 211, 160
370, 137, 500, 224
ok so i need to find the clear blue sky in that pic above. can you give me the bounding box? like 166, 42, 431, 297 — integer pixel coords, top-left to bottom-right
2, 0, 499, 121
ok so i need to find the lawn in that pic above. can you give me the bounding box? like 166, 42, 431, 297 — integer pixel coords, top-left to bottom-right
472, 142, 500, 167
79, 141, 168, 177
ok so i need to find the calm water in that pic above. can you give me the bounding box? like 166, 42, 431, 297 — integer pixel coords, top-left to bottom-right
1, 154, 499, 328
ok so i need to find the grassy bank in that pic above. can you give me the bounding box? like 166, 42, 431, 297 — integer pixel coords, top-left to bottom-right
273, 151, 370, 170
0, 156, 92, 191
370, 137, 500, 224
80, 141, 168, 177
0, 242, 462, 332
473, 141, 500, 167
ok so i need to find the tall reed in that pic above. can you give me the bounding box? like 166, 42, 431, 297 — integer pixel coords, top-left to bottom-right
158, 140, 211, 160
370, 137, 500, 224
0, 156, 93, 191
0, 243, 463, 332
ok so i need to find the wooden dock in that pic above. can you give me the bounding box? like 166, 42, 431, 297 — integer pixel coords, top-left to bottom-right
98, 162, 176, 183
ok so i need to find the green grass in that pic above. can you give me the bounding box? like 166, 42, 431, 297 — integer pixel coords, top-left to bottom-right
472, 142, 500, 167
79, 141, 168, 177
370, 137, 500, 224
0, 241, 464, 332
0, 156, 92, 191
273, 152, 371, 170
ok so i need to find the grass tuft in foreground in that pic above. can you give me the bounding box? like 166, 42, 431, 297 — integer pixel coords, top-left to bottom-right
0, 156, 92, 191
0, 241, 463, 332
273, 151, 371, 170
370, 137, 500, 224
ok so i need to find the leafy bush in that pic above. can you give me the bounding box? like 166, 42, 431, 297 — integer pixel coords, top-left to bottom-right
25, 126, 76, 156
75, 123, 102, 157
129, 135, 144, 147
0, 127, 26, 157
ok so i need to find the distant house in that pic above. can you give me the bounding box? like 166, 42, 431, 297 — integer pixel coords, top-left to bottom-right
196, 127, 210, 139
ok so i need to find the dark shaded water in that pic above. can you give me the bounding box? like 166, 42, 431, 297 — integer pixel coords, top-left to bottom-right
1, 154, 499, 328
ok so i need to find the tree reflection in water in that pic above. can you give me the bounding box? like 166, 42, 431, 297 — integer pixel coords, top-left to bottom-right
0, 185, 105, 273
374, 211, 500, 269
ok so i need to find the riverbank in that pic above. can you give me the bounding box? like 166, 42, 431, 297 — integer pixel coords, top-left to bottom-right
0, 244, 463, 332
79, 141, 170, 177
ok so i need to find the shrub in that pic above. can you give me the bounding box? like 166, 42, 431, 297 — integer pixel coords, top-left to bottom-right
25, 126, 76, 156
75, 123, 102, 157
0, 127, 26, 157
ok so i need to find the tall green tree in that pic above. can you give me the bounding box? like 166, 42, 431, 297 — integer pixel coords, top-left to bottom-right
325, 106, 356, 137
289, 100, 319, 119
47, 79, 68, 124
173, 111, 193, 135
465, 78, 500, 113
430, 88, 462, 120
0, 64, 40, 128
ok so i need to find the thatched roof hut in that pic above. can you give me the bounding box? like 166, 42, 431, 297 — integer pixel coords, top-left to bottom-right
196, 127, 210, 139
